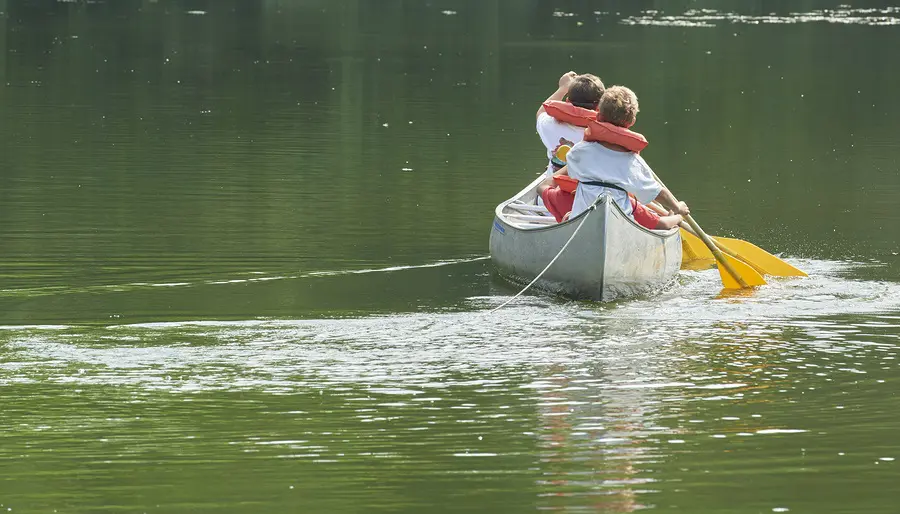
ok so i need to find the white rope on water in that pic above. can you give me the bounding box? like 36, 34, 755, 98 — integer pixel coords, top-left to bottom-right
489, 204, 595, 313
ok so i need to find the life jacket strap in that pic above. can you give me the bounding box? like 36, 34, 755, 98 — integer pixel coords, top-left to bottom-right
579, 181, 627, 193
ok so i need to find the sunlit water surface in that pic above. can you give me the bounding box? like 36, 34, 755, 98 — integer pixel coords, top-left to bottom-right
2, 1, 900, 512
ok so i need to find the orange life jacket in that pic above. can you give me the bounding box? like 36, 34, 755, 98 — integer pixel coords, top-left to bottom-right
543, 100, 648, 153
553, 174, 580, 194
542, 100, 597, 128
583, 119, 648, 153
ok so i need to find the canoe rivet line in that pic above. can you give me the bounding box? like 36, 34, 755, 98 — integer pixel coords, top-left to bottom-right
490, 203, 596, 313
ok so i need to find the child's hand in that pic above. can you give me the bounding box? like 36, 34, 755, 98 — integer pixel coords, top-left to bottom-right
558, 71, 577, 89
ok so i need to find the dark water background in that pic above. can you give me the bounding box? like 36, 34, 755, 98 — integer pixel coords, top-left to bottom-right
1, 1, 900, 512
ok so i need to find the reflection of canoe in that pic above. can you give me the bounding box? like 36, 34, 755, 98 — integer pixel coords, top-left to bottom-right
489, 176, 682, 301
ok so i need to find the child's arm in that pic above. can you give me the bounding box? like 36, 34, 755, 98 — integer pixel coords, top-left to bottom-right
644, 201, 684, 230
653, 188, 690, 216
654, 214, 684, 230
536, 71, 577, 119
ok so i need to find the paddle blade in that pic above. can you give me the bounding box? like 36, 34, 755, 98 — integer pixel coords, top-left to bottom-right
717, 253, 767, 289
713, 237, 808, 278
681, 228, 714, 259
680, 228, 716, 270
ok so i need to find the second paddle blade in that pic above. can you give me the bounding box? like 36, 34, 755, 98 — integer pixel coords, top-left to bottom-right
681, 228, 713, 258
680, 229, 715, 270
717, 253, 767, 289
713, 237, 808, 278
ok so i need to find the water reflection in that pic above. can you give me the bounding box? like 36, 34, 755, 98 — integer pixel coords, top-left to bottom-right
533, 364, 663, 512
623, 6, 900, 27
1, 0, 6, 88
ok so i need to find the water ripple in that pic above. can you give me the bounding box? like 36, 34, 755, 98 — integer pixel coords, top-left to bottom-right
623, 7, 900, 27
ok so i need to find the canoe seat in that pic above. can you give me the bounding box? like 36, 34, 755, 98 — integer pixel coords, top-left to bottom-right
514, 223, 554, 229
505, 214, 556, 224
503, 201, 558, 228
508, 202, 551, 214
506, 202, 554, 219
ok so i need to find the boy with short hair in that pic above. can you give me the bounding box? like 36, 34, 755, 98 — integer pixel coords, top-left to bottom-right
535, 72, 605, 176
567, 85, 689, 223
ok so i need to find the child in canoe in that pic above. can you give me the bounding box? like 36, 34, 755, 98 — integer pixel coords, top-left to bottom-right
536, 71, 605, 177
538, 86, 689, 228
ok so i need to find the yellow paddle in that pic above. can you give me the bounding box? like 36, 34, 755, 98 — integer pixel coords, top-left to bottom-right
647, 202, 806, 277
649, 172, 766, 289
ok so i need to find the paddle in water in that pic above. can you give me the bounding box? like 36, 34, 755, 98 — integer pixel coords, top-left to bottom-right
646, 202, 807, 278
648, 171, 766, 289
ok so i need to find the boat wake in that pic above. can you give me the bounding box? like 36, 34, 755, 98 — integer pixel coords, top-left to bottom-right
0, 256, 491, 299
599, 258, 900, 322
1, 258, 897, 393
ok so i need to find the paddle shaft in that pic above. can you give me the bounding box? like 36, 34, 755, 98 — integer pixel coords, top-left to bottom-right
648, 201, 759, 272
683, 216, 751, 287
649, 174, 752, 288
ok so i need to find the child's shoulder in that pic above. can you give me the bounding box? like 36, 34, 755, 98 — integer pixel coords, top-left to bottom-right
571, 140, 603, 152
573, 140, 634, 158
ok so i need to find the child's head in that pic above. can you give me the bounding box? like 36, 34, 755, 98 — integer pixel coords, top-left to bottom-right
598, 86, 639, 128
567, 74, 605, 109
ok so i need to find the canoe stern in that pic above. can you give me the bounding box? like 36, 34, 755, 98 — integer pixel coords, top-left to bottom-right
490, 193, 682, 301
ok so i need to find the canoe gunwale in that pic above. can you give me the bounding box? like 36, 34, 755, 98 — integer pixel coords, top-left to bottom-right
494, 175, 678, 241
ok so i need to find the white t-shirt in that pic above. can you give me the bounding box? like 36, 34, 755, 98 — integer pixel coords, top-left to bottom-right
566, 141, 662, 218
536, 112, 585, 176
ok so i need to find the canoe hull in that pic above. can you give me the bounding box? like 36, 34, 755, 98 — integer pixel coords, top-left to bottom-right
489, 180, 682, 301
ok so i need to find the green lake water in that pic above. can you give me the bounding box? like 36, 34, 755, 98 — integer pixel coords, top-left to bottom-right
2, 1, 900, 512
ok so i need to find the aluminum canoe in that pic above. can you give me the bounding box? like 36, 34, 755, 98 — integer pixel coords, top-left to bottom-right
489, 175, 682, 301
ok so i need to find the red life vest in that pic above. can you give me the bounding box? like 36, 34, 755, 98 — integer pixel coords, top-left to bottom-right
543, 100, 648, 153
583, 119, 648, 153
542, 100, 596, 128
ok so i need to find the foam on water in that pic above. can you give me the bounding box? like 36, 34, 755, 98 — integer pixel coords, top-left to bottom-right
604, 258, 900, 322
